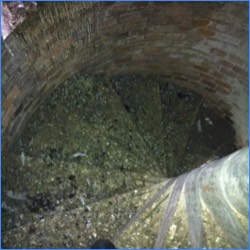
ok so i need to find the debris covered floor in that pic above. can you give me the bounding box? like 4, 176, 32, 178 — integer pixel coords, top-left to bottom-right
2, 75, 237, 248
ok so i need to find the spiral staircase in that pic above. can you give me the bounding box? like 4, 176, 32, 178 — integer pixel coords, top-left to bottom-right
1, 75, 240, 248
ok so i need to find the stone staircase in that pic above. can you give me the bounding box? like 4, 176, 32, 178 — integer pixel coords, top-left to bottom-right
1, 75, 238, 248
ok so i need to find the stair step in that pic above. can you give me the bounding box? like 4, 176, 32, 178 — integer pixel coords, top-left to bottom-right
160, 82, 203, 176
112, 75, 166, 171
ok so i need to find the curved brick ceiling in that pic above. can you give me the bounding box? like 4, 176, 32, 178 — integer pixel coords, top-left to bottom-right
1, 2, 248, 150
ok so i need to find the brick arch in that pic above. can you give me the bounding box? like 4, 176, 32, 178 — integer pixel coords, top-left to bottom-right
1, 1, 248, 150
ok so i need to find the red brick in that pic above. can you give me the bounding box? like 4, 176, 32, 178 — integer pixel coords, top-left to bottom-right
114, 56, 131, 64
119, 11, 142, 23
19, 59, 34, 73
151, 1, 170, 7
212, 70, 223, 79
194, 65, 209, 73
215, 79, 232, 90
216, 86, 231, 95
188, 75, 200, 82
131, 53, 145, 61
210, 48, 226, 57
128, 2, 149, 10
220, 67, 236, 78
232, 65, 248, 78
198, 28, 216, 37
201, 79, 216, 88
170, 4, 189, 20
147, 16, 174, 26
174, 75, 188, 82
122, 20, 147, 32
148, 62, 169, 72
98, 17, 117, 30
2, 85, 20, 113
129, 28, 148, 37
236, 77, 248, 88
107, 2, 129, 12
218, 59, 234, 68
205, 87, 216, 93
1, 49, 12, 70
114, 46, 131, 54
145, 32, 166, 41
126, 35, 144, 44
145, 47, 163, 55
193, 19, 210, 27
2, 105, 15, 130
229, 54, 245, 66
100, 2, 116, 8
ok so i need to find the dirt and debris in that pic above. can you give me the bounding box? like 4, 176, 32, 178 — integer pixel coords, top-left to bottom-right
1, 74, 237, 248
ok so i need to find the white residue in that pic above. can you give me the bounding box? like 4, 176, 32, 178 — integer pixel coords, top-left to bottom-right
86, 178, 90, 186
4, 42, 14, 56
73, 152, 86, 158
80, 196, 85, 206
85, 205, 91, 212
7, 190, 27, 201
196, 119, 202, 132
21, 151, 25, 166
205, 117, 213, 125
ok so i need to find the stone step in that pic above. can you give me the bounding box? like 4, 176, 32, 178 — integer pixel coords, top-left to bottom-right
112, 75, 167, 172
159, 82, 203, 176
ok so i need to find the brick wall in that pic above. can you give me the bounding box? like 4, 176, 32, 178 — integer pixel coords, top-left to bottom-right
1, 2, 248, 150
